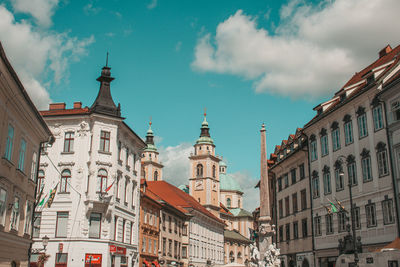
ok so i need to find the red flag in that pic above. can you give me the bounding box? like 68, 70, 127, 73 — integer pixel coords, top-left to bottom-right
105, 179, 115, 193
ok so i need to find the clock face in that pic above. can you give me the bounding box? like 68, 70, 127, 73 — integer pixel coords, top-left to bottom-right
195, 180, 203, 190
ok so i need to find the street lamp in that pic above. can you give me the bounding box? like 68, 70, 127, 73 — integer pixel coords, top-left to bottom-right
42, 235, 49, 251
337, 156, 359, 266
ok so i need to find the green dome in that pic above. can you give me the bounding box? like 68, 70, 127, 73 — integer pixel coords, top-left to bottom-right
144, 143, 157, 152
219, 161, 227, 167
196, 136, 214, 145
220, 173, 242, 192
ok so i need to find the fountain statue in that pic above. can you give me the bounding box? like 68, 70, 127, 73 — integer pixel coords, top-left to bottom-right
250, 243, 280, 267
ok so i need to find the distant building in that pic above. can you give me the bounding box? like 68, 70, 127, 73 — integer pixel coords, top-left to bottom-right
31, 63, 146, 267
0, 42, 53, 267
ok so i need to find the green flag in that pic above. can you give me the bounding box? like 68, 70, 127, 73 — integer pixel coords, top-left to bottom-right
329, 200, 338, 213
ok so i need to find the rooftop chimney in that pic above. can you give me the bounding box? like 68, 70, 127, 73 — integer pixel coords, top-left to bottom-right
379, 45, 392, 58
73, 102, 82, 109
49, 103, 66, 110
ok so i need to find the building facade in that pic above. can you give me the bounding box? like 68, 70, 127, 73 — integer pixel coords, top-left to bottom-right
0, 42, 53, 267
269, 129, 313, 267
303, 45, 400, 267
31, 64, 146, 267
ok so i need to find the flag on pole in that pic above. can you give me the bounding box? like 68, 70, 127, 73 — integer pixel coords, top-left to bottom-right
46, 184, 58, 208
335, 197, 347, 212
105, 179, 116, 193
324, 205, 332, 214
38, 193, 48, 207
329, 200, 338, 213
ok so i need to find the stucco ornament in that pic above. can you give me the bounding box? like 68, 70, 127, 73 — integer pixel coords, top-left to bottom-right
250, 243, 280, 267
52, 123, 62, 137
77, 121, 90, 136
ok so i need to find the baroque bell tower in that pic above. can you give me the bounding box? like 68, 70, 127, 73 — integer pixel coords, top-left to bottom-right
189, 112, 221, 216
141, 121, 164, 181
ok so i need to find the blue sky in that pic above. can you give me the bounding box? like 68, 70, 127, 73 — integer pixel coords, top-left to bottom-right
1, 0, 400, 210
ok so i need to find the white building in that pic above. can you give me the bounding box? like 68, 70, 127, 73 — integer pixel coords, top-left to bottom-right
31, 64, 146, 267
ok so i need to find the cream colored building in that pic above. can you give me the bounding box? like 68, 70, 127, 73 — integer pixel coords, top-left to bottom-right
303, 45, 400, 267
0, 43, 53, 266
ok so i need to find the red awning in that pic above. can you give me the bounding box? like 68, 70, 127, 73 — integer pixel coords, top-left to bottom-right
143, 260, 151, 267
152, 261, 161, 267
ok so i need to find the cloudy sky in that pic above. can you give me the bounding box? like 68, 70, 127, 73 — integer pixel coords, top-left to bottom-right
1, 0, 400, 211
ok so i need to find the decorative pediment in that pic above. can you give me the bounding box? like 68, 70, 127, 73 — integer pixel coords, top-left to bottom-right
331, 121, 339, 130
95, 161, 112, 167
370, 96, 381, 107
356, 106, 366, 116
312, 170, 318, 178
309, 134, 316, 142
346, 155, 355, 164
334, 160, 342, 170
343, 114, 351, 123
58, 162, 75, 167
323, 165, 330, 173
319, 128, 327, 136
360, 148, 370, 158
376, 142, 386, 152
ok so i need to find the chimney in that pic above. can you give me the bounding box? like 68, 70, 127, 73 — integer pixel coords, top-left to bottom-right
379, 45, 392, 58
73, 102, 82, 109
49, 103, 66, 110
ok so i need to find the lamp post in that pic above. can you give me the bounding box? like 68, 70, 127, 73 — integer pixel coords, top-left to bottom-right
338, 156, 359, 266
32, 235, 50, 254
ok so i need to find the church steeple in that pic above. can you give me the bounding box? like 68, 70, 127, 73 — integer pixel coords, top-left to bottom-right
196, 111, 214, 145
141, 120, 163, 181
144, 120, 157, 152
90, 55, 121, 117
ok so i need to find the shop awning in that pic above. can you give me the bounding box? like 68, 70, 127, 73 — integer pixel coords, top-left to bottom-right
143, 260, 151, 267
375, 238, 400, 252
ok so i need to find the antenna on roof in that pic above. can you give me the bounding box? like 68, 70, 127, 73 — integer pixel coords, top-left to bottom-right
106, 52, 109, 67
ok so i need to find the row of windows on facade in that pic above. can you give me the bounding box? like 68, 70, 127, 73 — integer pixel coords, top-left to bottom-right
277, 163, 306, 192
311, 147, 389, 198
4, 124, 39, 180
189, 243, 223, 261
63, 130, 139, 169
0, 187, 33, 235
160, 238, 187, 259
276, 137, 303, 162
190, 221, 222, 242
310, 105, 384, 162
161, 213, 187, 236
313, 198, 395, 237
33, 211, 136, 243
196, 164, 217, 178
278, 189, 308, 218
278, 218, 309, 242
225, 198, 240, 208
228, 251, 244, 263
142, 169, 159, 181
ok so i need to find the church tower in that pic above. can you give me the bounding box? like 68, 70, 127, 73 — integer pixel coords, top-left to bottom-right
189, 112, 221, 216
141, 121, 163, 181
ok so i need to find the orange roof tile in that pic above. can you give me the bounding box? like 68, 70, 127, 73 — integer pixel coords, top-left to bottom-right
40, 107, 90, 116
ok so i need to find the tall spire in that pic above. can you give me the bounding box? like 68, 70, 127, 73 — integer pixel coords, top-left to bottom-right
145, 119, 157, 152
90, 55, 121, 117
196, 109, 213, 144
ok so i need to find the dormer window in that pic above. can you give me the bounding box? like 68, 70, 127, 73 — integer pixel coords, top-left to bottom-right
366, 74, 375, 85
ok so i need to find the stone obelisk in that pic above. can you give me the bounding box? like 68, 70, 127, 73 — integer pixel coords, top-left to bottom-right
258, 123, 274, 256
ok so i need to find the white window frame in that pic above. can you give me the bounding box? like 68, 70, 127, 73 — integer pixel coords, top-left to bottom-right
366, 203, 377, 227
382, 199, 395, 225
377, 150, 389, 177
335, 168, 344, 191
0, 188, 7, 226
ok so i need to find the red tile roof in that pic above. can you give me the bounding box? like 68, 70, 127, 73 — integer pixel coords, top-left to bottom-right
219, 203, 233, 216
40, 107, 90, 116
146, 181, 224, 224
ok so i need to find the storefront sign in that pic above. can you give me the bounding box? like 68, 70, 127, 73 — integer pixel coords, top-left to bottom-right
85, 254, 102, 264
109, 245, 126, 255
58, 243, 63, 253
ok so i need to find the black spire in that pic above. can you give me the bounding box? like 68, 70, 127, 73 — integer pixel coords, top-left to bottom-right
90, 55, 121, 117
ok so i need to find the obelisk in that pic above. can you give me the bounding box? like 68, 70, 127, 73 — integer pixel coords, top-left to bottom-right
258, 123, 274, 256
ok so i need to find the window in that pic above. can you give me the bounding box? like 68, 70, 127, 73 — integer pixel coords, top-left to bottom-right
89, 213, 101, 238
314, 216, 321, 236
299, 164, 305, 180
122, 219, 126, 243
302, 218, 308, 238
60, 169, 71, 193
114, 216, 118, 241
10, 196, 20, 230
63, 132, 74, 152
4, 124, 14, 161
278, 199, 283, 219
361, 152, 372, 182
118, 141, 122, 161
338, 211, 347, 232
382, 198, 395, 225
168, 239, 172, 256
285, 224, 290, 241
278, 226, 283, 242
323, 169, 331, 195
196, 164, 203, 177
292, 193, 298, 213
154, 171, 158, 181
33, 212, 41, 238
124, 179, 128, 203
300, 189, 307, 210
18, 139, 26, 171
285, 196, 290, 217
174, 218, 178, 233
212, 165, 216, 178
291, 169, 296, 184
125, 148, 129, 166
377, 143, 389, 176
332, 128, 341, 151
142, 237, 146, 252
284, 173, 289, 188
56, 212, 68, 237
227, 198, 231, 208
357, 113, 368, 138
372, 105, 383, 130
366, 203, 377, 227
24, 201, 32, 234
326, 214, 334, 234
354, 207, 361, 229
0, 188, 7, 226
320, 134, 329, 156
335, 167, 344, 191
312, 172, 320, 198
277, 177, 282, 191
30, 152, 37, 181
162, 238, 166, 255
344, 121, 353, 145
99, 131, 110, 152
391, 99, 400, 122
310, 139, 318, 161
97, 169, 108, 193
347, 161, 357, 186
55, 253, 68, 267
168, 216, 172, 233
293, 221, 299, 239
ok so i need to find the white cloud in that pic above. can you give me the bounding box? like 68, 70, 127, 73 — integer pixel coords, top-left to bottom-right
192, 0, 400, 98
83, 3, 101, 15
230, 171, 259, 212
0, 5, 94, 109
147, 0, 157, 10
175, 41, 182, 52
159, 142, 193, 187
10, 0, 59, 27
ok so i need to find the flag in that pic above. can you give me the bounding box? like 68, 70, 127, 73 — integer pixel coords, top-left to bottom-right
329, 200, 338, 213
38, 193, 48, 207
324, 205, 332, 214
105, 179, 116, 193
335, 197, 347, 212
46, 184, 58, 208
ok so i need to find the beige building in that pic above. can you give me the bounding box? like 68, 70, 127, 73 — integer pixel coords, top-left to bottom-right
269, 128, 313, 267
0, 43, 53, 266
303, 44, 400, 267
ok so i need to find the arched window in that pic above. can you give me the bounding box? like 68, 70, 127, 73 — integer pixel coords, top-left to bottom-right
227, 198, 231, 208
237, 252, 242, 259
154, 171, 158, 181
37, 170, 45, 194
238, 199, 241, 208
97, 169, 108, 193
212, 165, 216, 178
196, 164, 203, 177
229, 251, 234, 263
60, 169, 71, 193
